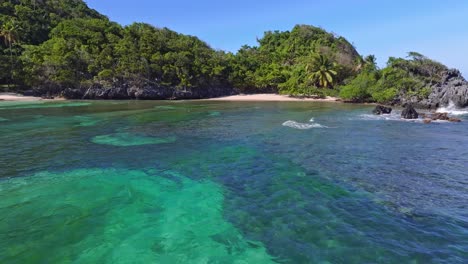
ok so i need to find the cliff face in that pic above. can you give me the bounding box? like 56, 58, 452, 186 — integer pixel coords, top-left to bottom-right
428, 70, 468, 108
399, 69, 468, 109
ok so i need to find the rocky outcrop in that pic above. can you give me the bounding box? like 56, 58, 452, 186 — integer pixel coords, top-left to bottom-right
399, 69, 468, 109
61, 85, 235, 100
421, 112, 462, 123
372, 105, 392, 115
401, 105, 419, 119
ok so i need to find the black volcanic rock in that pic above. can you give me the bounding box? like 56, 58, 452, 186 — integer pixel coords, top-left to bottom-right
401, 105, 419, 119
372, 105, 392, 115
62, 88, 84, 99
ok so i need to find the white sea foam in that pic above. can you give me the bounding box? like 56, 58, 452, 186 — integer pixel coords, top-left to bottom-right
358, 112, 402, 121
358, 112, 423, 123
437, 101, 468, 116
282, 119, 327, 129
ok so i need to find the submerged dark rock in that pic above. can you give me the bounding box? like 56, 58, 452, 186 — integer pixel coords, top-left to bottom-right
372, 105, 392, 115
401, 105, 419, 119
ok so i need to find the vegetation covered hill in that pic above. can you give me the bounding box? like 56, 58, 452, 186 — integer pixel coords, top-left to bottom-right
0, 0, 103, 84
229, 25, 362, 95
339, 52, 448, 103
1, 0, 230, 93
1, 0, 465, 106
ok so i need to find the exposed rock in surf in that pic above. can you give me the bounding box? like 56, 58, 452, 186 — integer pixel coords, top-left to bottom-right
372, 105, 392, 115
431, 112, 449, 121
420, 112, 462, 123
448, 117, 462, 122
401, 105, 419, 119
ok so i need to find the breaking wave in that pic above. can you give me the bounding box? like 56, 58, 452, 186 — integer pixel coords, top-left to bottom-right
437, 102, 468, 116
358, 112, 404, 121
282, 119, 327, 130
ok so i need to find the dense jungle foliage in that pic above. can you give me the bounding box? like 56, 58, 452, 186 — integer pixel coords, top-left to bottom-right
0, 0, 453, 103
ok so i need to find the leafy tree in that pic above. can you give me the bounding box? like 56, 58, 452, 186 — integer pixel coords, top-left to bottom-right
21, 18, 122, 88
340, 53, 444, 104
339, 72, 375, 101
231, 25, 361, 95
0, 0, 104, 86
363, 55, 377, 72
0, 19, 20, 87
306, 54, 337, 88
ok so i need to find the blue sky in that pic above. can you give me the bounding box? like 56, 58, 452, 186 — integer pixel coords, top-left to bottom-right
85, 0, 468, 76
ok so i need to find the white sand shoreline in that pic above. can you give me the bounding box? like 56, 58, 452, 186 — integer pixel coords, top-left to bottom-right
0, 93, 64, 102
205, 94, 341, 102
1, 92, 341, 102
0, 93, 39, 101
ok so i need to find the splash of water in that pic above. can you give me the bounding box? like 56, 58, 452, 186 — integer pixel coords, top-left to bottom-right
358, 110, 424, 122
282, 118, 327, 130
437, 101, 468, 116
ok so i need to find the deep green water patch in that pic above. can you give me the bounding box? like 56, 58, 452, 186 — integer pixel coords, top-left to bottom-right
92, 132, 176, 146
0, 168, 276, 263
0, 117, 8, 122
0, 101, 91, 110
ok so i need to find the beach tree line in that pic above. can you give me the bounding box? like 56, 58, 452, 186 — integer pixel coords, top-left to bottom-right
0, 0, 452, 104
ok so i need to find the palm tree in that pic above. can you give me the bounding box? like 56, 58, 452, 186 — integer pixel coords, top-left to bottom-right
0, 21, 19, 88
363, 55, 377, 71
306, 54, 337, 88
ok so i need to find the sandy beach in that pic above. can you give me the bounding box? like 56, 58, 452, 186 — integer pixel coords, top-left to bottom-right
206, 94, 340, 102
0, 93, 64, 102
0, 92, 341, 102
0, 93, 40, 101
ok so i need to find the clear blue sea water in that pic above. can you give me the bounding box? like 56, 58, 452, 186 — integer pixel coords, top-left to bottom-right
0, 100, 467, 263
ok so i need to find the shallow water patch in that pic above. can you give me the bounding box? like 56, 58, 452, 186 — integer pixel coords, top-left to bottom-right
0, 168, 276, 263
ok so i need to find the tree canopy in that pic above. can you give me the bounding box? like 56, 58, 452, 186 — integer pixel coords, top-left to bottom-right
339, 52, 447, 103
0, 0, 456, 103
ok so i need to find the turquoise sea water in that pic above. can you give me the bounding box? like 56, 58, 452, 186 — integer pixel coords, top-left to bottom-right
0, 100, 467, 263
